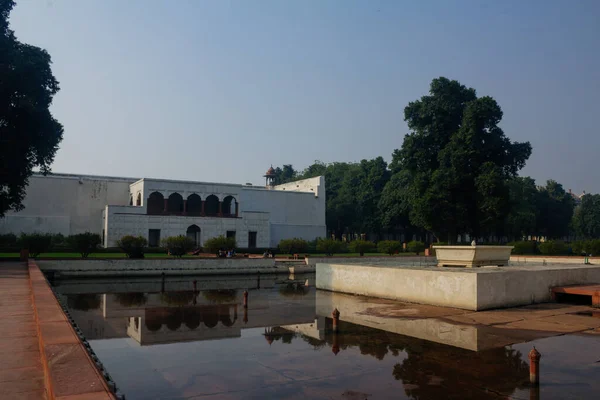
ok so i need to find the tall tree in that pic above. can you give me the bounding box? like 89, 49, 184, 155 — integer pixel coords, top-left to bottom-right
535, 180, 575, 239
271, 164, 297, 185
572, 194, 600, 239
1, 0, 63, 217
354, 157, 391, 234
390, 77, 531, 243
505, 177, 539, 240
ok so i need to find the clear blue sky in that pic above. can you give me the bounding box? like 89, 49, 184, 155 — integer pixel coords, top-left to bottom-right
10, 0, 600, 192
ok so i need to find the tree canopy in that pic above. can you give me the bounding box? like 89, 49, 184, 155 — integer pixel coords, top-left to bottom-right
0, 0, 63, 217
388, 77, 531, 242
573, 194, 600, 239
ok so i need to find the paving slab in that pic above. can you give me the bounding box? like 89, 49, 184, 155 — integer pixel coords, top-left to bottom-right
0, 262, 47, 399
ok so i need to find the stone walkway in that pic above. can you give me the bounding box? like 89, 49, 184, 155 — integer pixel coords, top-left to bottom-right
0, 262, 47, 399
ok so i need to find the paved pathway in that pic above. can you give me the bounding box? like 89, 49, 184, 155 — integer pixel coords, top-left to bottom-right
0, 262, 47, 399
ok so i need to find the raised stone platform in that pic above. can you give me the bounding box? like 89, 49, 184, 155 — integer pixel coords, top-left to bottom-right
316, 262, 600, 310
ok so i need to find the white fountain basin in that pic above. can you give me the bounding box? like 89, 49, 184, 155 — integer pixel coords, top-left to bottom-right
433, 245, 514, 268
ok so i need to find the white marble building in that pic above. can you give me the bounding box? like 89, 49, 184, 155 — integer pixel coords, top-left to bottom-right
0, 170, 326, 249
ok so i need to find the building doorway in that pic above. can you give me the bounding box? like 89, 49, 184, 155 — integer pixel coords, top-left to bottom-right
248, 231, 257, 248
149, 229, 161, 247
187, 225, 201, 247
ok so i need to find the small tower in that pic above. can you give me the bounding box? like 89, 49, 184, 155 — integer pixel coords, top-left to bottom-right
264, 165, 276, 187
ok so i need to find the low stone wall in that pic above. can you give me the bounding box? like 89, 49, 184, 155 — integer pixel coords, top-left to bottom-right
317, 263, 478, 309
510, 255, 600, 265
316, 262, 600, 310
28, 260, 117, 399
38, 258, 284, 277
306, 256, 432, 267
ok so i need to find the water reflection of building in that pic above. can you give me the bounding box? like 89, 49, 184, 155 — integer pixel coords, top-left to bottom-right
60, 284, 316, 346
128, 303, 241, 345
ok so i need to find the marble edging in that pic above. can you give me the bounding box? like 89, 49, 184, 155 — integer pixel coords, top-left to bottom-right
28, 259, 117, 400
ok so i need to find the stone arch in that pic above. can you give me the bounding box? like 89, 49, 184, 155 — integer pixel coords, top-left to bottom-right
136, 193, 141, 206
204, 195, 219, 216
186, 225, 201, 247
147, 192, 164, 215
187, 194, 202, 216
222, 196, 237, 216
203, 307, 219, 328
165, 309, 183, 331
183, 308, 201, 330
145, 317, 162, 332
167, 192, 184, 213
219, 305, 237, 327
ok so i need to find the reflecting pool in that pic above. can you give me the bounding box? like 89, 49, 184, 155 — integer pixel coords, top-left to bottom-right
52, 273, 600, 399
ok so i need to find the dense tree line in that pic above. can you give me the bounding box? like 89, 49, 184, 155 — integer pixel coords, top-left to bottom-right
273, 78, 594, 244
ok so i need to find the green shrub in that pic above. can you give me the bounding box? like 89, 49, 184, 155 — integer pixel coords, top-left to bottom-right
50, 233, 68, 250
316, 239, 346, 255
538, 240, 569, 256
348, 240, 376, 256
116, 235, 148, 259
278, 238, 309, 254
0, 233, 17, 247
67, 232, 101, 258
19, 233, 52, 257
377, 240, 402, 255
574, 239, 600, 256
204, 235, 236, 255
509, 241, 538, 255
162, 235, 196, 258
407, 240, 426, 255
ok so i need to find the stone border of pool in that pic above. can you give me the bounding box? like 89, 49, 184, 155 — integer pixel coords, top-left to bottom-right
28, 260, 117, 400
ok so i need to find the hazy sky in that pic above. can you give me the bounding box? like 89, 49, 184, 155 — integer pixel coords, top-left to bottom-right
10, 0, 600, 192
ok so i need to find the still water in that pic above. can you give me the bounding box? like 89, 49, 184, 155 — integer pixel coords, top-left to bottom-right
52, 274, 600, 399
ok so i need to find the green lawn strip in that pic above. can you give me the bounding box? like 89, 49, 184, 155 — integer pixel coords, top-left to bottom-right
305, 252, 418, 257
0, 251, 421, 259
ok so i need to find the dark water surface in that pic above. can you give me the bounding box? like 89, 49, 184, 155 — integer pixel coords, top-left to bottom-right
52, 274, 600, 399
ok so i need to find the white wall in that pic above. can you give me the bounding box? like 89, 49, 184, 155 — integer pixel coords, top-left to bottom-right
0, 173, 134, 236
242, 176, 326, 246
104, 206, 270, 248
1, 173, 326, 248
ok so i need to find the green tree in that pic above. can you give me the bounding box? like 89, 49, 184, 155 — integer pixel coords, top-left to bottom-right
272, 164, 297, 185
162, 235, 196, 258
0, 1, 64, 217
116, 235, 148, 259
390, 77, 531, 243
67, 232, 101, 258
535, 180, 574, 239
505, 177, 539, 241
377, 240, 402, 255
204, 235, 236, 254
379, 172, 413, 235
572, 194, 600, 239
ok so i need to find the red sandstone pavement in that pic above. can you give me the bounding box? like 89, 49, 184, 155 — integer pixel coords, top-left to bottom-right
0, 262, 115, 400
0, 262, 47, 399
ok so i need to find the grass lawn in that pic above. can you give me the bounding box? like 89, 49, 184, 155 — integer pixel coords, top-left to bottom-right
0, 252, 200, 259
307, 252, 419, 257
0, 251, 422, 259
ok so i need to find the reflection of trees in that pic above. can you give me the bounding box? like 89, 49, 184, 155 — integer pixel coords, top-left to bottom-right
278, 283, 309, 298
114, 292, 147, 307
202, 289, 237, 303
299, 320, 529, 399
160, 291, 197, 306
264, 327, 296, 345
393, 345, 529, 399
67, 294, 101, 311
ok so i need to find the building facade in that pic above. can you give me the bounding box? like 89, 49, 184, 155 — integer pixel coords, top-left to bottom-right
0, 172, 326, 249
